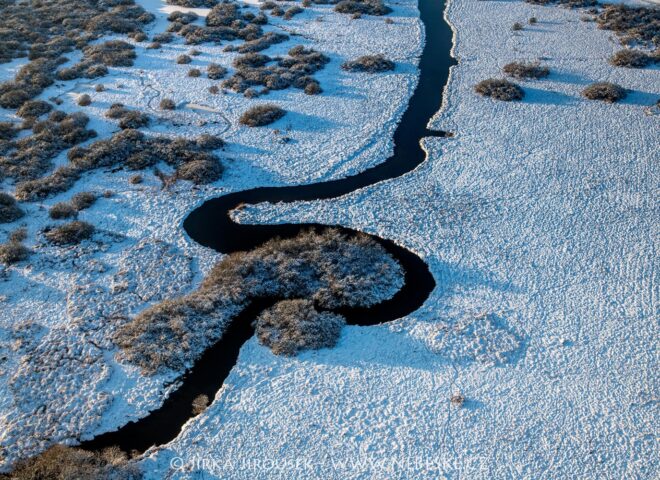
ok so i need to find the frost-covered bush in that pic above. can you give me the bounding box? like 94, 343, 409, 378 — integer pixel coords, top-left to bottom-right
474, 78, 524, 101
175, 158, 223, 184
581, 82, 627, 103
284, 6, 304, 19
341, 54, 394, 73
71, 191, 97, 211
106, 108, 150, 130
177, 54, 192, 64
192, 394, 210, 415
114, 228, 404, 373
335, 0, 392, 16
0, 192, 24, 223
256, 299, 346, 356
207, 63, 227, 79
188, 68, 202, 77
237, 32, 289, 53
597, 5, 659, 48
160, 98, 176, 110
82, 41, 136, 67
167, 0, 218, 6
78, 94, 92, 106
502, 61, 549, 79
239, 104, 285, 127
16, 100, 52, 119
6, 445, 142, 480
49, 202, 77, 219
14, 166, 81, 201
0, 239, 29, 265
608, 49, 653, 68
0, 112, 95, 182
45, 220, 94, 245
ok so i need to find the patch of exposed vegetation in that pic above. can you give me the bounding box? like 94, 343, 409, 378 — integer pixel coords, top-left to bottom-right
114, 228, 404, 374
341, 54, 395, 73
474, 78, 524, 101
223, 46, 330, 95
0, 192, 24, 223
0, 228, 29, 266
256, 299, 346, 356
0, 1, 152, 108
609, 49, 654, 68
44, 220, 94, 245
597, 4, 659, 49
2, 445, 142, 480
167, 0, 218, 6
523, 0, 596, 8
334, 0, 392, 16
581, 82, 627, 103
502, 61, 550, 79
0, 112, 96, 183
239, 104, 285, 127
105, 104, 150, 130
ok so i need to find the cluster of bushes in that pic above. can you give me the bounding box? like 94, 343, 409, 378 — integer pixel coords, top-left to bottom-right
0, 0, 152, 108
44, 220, 95, 245
474, 78, 524, 101
230, 32, 289, 54
609, 49, 656, 68
56, 41, 136, 81
167, 2, 268, 45
502, 61, 550, 79
114, 228, 404, 373
581, 82, 627, 103
2, 444, 142, 480
342, 54, 395, 73
223, 46, 329, 96
596, 4, 659, 49
208, 63, 228, 80
106, 104, 150, 130
523, 0, 596, 8
0, 192, 24, 224
0, 227, 28, 266
334, 0, 392, 16
167, 0, 218, 6
0, 111, 96, 183
14, 131, 224, 201
49, 192, 97, 219
239, 104, 286, 127
255, 299, 346, 356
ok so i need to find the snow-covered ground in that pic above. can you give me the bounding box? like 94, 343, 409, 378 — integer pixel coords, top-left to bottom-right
142, 1, 659, 479
0, 0, 423, 470
1, 0, 658, 477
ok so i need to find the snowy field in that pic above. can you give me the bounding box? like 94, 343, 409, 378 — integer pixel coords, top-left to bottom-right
0, 0, 658, 477
147, 1, 659, 479
0, 0, 422, 469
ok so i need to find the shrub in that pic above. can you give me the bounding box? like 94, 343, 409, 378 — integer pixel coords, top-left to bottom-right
78, 94, 92, 106
71, 191, 97, 210
609, 49, 652, 68
474, 78, 524, 101
284, 6, 304, 19
106, 103, 128, 119
189, 49, 202, 56
0, 122, 18, 141
304, 81, 322, 95
529, 17, 537, 24
581, 82, 627, 103
188, 68, 202, 77
14, 166, 81, 201
45, 220, 94, 245
6, 444, 141, 479
0, 192, 24, 223
167, 0, 218, 6
207, 63, 227, 80
16, 100, 52, 119
239, 104, 285, 127
95, 84, 105, 92
341, 54, 394, 73
256, 299, 345, 356
0, 88, 30, 109
49, 202, 77, 219
334, 0, 392, 16
191, 394, 210, 415
118, 111, 150, 129
160, 98, 176, 110
502, 61, 549, 79
129, 174, 143, 184
177, 54, 192, 64
196, 134, 225, 150
0, 240, 29, 265
147, 41, 162, 50
114, 228, 403, 373
596, 5, 660, 48
175, 158, 223, 184
512, 22, 523, 31
450, 393, 465, 407
82, 40, 136, 67
209, 85, 220, 94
